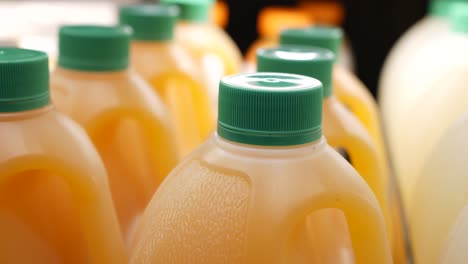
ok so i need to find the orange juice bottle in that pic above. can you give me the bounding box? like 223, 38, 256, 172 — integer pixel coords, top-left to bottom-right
256, 46, 398, 262
160, 0, 243, 113
277, 31, 409, 262
279, 26, 385, 154
441, 205, 468, 264
130, 72, 392, 263
50, 25, 178, 244
119, 4, 215, 158
409, 112, 468, 264
244, 6, 312, 72
0, 48, 126, 263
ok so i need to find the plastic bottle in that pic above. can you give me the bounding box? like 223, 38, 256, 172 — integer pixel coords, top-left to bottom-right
279, 26, 384, 155
244, 6, 312, 72
0, 48, 126, 263
386, 3, 468, 210
256, 46, 398, 262
441, 205, 468, 264
119, 4, 215, 158
160, 0, 243, 113
129, 72, 392, 263
409, 113, 468, 264
379, 0, 456, 140
276, 33, 409, 263
50, 25, 178, 244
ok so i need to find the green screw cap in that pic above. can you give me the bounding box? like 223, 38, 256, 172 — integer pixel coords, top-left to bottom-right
430, 0, 459, 17
218, 72, 323, 146
257, 46, 335, 98
0, 48, 50, 112
119, 4, 179, 41
280, 26, 343, 56
450, 2, 468, 33
160, 0, 212, 22
58, 25, 132, 72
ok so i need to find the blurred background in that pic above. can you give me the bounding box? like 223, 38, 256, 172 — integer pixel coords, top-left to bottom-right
0, 0, 428, 96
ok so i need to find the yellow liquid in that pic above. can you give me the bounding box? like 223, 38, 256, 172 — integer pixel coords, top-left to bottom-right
322, 96, 402, 261
0, 107, 126, 263
332, 67, 408, 262
130, 41, 215, 158
130, 135, 392, 263
51, 68, 178, 244
174, 22, 243, 110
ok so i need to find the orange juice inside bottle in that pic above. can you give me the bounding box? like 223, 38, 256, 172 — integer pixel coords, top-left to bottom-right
244, 6, 312, 72
0, 48, 126, 263
119, 4, 215, 158
130, 72, 392, 263
211, 0, 228, 28
50, 25, 178, 244
277, 28, 407, 262
161, 0, 243, 113
257, 46, 401, 263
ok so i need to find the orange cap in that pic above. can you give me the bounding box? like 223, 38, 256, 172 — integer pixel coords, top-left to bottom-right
211, 1, 229, 28
258, 7, 313, 38
298, 1, 344, 26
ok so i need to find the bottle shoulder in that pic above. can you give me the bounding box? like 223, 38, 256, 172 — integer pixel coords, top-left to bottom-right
50, 68, 170, 124
168, 134, 370, 195
0, 107, 105, 172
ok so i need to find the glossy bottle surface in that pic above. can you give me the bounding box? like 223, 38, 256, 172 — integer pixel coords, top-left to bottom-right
409, 114, 468, 264
0, 107, 126, 264
379, 16, 449, 130
389, 33, 468, 208
51, 68, 178, 243
441, 205, 468, 264
131, 41, 215, 157
130, 135, 392, 263
175, 22, 242, 109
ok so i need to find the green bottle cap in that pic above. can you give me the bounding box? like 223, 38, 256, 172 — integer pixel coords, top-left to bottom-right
257, 46, 335, 98
280, 26, 343, 56
119, 4, 179, 41
450, 2, 468, 33
0, 48, 50, 112
218, 72, 323, 146
58, 25, 132, 72
160, 0, 212, 22
430, 0, 458, 17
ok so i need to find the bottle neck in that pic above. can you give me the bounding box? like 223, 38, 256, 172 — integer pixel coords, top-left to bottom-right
0, 104, 53, 122
214, 133, 327, 158
54, 66, 130, 80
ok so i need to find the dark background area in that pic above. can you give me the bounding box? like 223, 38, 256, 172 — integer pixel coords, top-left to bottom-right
225, 0, 428, 97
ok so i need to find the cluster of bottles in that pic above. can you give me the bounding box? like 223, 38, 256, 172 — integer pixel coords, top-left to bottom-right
380, 0, 468, 263
0, 0, 467, 263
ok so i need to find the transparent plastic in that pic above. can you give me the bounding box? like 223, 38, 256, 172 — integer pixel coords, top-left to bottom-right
50, 68, 178, 244
379, 16, 449, 183
130, 41, 215, 157
174, 21, 243, 111
322, 96, 400, 256
379, 16, 449, 127
332, 66, 408, 263
0, 106, 126, 263
409, 114, 468, 264
441, 205, 468, 264
387, 32, 468, 208
129, 134, 392, 263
